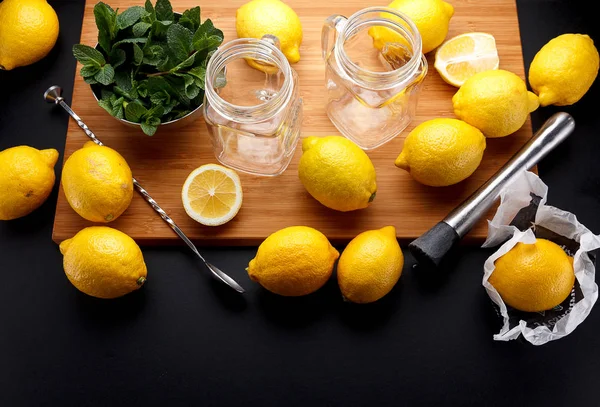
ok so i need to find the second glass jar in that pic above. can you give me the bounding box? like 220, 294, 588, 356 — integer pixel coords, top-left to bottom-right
322, 7, 428, 150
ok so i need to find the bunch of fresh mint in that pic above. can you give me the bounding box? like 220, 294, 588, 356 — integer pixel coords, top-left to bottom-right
73, 0, 224, 135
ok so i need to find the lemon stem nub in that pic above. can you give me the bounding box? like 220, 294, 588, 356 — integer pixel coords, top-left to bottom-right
369, 192, 377, 203
136, 276, 147, 286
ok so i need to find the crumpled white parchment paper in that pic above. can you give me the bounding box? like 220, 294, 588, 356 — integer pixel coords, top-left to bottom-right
481, 171, 600, 345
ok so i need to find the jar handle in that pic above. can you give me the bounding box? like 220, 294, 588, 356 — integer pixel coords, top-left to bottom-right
321, 14, 347, 62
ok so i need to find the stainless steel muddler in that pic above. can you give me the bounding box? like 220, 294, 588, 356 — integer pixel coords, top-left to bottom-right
409, 112, 576, 270
44, 85, 245, 294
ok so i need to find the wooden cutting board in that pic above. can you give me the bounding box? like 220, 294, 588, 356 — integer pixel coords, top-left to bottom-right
53, 0, 533, 246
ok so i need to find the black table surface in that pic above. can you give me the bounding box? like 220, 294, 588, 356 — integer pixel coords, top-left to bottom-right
2, 0, 600, 405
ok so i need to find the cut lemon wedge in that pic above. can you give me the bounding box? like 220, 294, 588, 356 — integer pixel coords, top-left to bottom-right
434, 32, 500, 87
181, 164, 243, 226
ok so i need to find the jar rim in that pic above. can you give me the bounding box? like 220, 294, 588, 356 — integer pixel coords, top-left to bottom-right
205, 38, 294, 122
335, 6, 425, 88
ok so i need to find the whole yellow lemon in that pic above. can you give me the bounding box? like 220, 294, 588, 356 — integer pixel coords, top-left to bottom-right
489, 238, 575, 312
337, 226, 404, 304
0, 146, 59, 220
0, 0, 59, 70
61, 141, 133, 223
298, 136, 377, 212
395, 118, 486, 187
529, 33, 599, 106
452, 69, 539, 138
368, 0, 454, 54
236, 0, 302, 64
60, 226, 147, 299
247, 226, 339, 296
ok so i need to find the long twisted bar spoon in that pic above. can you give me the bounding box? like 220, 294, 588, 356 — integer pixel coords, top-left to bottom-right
44, 85, 245, 294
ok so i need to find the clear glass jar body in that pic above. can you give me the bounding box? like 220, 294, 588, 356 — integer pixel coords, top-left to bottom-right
322, 7, 427, 150
203, 38, 303, 176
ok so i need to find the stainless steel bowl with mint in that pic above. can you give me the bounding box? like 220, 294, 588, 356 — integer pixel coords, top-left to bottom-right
73, 0, 224, 135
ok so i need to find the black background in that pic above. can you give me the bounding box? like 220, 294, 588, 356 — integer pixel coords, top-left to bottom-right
2, 0, 600, 405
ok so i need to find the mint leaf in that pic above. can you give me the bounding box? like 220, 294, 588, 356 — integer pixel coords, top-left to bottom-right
73, 44, 106, 66
192, 19, 223, 52
80, 65, 100, 78
84, 76, 99, 85
147, 105, 165, 118
117, 6, 145, 29
133, 21, 152, 37
170, 51, 196, 73
94, 64, 115, 85
114, 70, 133, 91
140, 122, 158, 136
167, 24, 193, 62
113, 105, 125, 119
133, 43, 144, 66
111, 96, 125, 119
162, 100, 178, 115
188, 66, 205, 78
112, 37, 148, 48
125, 100, 148, 122
165, 76, 190, 106
147, 116, 161, 126
114, 85, 138, 100
137, 81, 148, 98
155, 0, 174, 22
94, 2, 117, 52
150, 91, 168, 105
98, 98, 113, 115
185, 83, 200, 99
146, 76, 171, 94
151, 19, 172, 38
145, 0, 154, 14
142, 44, 165, 66
109, 48, 126, 69
179, 6, 200, 31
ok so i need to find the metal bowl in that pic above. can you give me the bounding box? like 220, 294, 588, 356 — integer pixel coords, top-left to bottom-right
88, 13, 203, 134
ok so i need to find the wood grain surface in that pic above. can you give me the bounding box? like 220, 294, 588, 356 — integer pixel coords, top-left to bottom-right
53, 0, 533, 246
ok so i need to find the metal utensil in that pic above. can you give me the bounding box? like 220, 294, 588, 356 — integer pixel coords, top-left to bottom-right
44, 85, 245, 294
408, 112, 576, 270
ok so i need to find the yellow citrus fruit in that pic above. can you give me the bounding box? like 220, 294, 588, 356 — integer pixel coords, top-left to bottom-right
181, 164, 243, 227
61, 141, 133, 223
434, 32, 500, 87
529, 33, 599, 107
395, 118, 486, 187
0, 146, 58, 220
368, 0, 454, 55
337, 226, 404, 304
247, 226, 339, 296
59, 226, 147, 299
236, 0, 303, 65
298, 136, 377, 212
489, 238, 575, 312
452, 69, 539, 138
0, 0, 59, 70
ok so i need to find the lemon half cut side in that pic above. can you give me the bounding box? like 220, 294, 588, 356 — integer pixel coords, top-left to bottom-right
182, 164, 243, 226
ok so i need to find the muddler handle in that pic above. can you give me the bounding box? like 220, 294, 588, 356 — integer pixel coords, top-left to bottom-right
408, 112, 576, 270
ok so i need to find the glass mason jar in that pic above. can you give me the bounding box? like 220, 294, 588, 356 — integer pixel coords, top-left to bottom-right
203, 36, 303, 176
322, 7, 428, 150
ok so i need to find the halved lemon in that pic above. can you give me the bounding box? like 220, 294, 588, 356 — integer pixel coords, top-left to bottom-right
434, 32, 500, 87
181, 164, 243, 226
